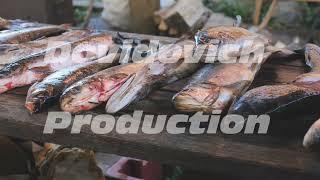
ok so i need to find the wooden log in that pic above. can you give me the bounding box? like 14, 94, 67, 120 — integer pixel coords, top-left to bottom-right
129, 0, 160, 34
154, 0, 211, 36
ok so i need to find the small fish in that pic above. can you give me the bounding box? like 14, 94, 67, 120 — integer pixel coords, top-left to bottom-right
105, 40, 200, 113
172, 26, 270, 113
0, 25, 67, 44
0, 30, 92, 66
0, 33, 113, 94
230, 44, 320, 116
25, 54, 119, 113
303, 118, 320, 150
60, 62, 145, 113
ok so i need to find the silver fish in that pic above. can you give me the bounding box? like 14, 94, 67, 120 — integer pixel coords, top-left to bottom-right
105, 40, 200, 113
0, 33, 113, 93
0, 25, 67, 44
25, 54, 119, 113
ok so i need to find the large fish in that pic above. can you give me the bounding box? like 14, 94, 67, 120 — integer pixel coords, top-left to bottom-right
25, 54, 119, 113
230, 44, 320, 116
0, 30, 92, 66
60, 62, 145, 113
105, 40, 201, 113
59, 34, 162, 114
0, 25, 66, 44
0, 33, 113, 94
172, 26, 270, 113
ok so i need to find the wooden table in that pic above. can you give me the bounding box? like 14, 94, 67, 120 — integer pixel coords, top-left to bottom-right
0, 31, 319, 179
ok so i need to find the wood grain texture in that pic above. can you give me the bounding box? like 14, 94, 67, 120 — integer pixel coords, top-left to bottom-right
0, 31, 319, 179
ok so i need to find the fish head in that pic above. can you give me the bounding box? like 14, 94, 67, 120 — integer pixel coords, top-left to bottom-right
228, 98, 256, 117
196, 26, 255, 45
305, 44, 320, 69
25, 84, 51, 113
60, 81, 101, 113
60, 73, 129, 114
303, 119, 320, 150
173, 84, 234, 113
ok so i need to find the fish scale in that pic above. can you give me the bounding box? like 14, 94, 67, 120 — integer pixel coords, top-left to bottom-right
173, 26, 271, 113
0, 33, 113, 94
25, 54, 119, 113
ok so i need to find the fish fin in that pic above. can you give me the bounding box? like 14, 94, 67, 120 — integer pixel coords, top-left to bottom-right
105, 72, 149, 113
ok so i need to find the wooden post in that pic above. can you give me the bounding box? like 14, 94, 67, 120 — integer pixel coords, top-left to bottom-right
253, 0, 263, 25
258, 0, 278, 30
129, 0, 160, 34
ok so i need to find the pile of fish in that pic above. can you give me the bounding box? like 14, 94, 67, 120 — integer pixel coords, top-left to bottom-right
2, 18, 320, 149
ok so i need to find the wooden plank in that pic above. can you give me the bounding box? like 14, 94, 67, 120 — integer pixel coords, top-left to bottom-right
0, 94, 319, 179
0, 30, 318, 179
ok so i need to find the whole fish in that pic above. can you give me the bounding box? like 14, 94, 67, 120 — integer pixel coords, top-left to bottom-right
25, 54, 119, 113
0, 30, 92, 66
60, 62, 145, 113
105, 40, 200, 113
0, 25, 66, 44
303, 118, 320, 150
0, 33, 113, 94
59, 34, 162, 113
230, 43, 320, 116
172, 26, 270, 113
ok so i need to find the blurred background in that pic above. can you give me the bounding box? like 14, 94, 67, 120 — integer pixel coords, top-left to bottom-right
0, 0, 319, 47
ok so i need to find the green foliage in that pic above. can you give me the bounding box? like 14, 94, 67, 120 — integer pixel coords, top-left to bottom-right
73, 7, 87, 24
203, 0, 255, 23
203, 0, 274, 24
73, 6, 103, 25
300, 2, 320, 28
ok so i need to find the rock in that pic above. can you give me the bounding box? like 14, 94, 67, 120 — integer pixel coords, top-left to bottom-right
154, 0, 211, 36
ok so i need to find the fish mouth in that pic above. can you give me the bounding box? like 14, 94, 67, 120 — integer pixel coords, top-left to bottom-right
60, 88, 100, 114
228, 101, 256, 116
61, 76, 130, 114
25, 99, 41, 113
303, 120, 320, 150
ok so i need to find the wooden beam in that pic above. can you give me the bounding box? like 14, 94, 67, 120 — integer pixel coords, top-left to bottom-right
258, 0, 278, 30
253, 0, 263, 25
